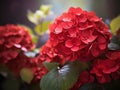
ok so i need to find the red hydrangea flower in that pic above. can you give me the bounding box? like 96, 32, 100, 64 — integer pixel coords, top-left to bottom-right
31, 63, 48, 82
0, 24, 35, 64
6, 53, 30, 75
116, 28, 120, 39
7, 53, 48, 82
49, 7, 111, 62
26, 56, 48, 82
90, 50, 120, 84
39, 40, 66, 65
27, 56, 48, 82
70, 71, 94, 90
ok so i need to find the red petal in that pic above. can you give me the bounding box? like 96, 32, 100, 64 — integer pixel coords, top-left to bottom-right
75, 7, 82, 15
65, 39, 73, 48
81, 30, 97, 44
68, 28, 77, 37
55, 25, 63, 34
103, 65, 119, 74
60, 13, 72, 22
61, 21, 73, 29
98, 35, 106, 44
90, 43, 100, 57
98, 43, 106, 50
68, 7, 82, 16
88, 12, 100, 22
0, 38, 4, 44
71, 46, 79, 51
68, 7, 76, 13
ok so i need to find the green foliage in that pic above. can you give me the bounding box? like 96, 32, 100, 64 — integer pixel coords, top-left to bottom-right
27, 5, 52, 25
2, 78, 20, 90
40, 5, 52, 15
108, 36, 120, 50
35, 21, 51, 35
43, 62, 60, 71
27, 5, 52, 36
25, 26, 38, 44
80, 83, 104, 90
28, 83, 41, 90
20, 68, 34, 84
80, 79, 120, 90
27, 10, 44, 25
103, 79, 120, 90
40, 61, 89, 90
31, 35, 38, 44
110, 15, 120, 35
1, 68, 20, 90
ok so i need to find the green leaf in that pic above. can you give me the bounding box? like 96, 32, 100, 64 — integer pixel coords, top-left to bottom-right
110, 15, 120, 35
40, 5, 52, 15
20, 68, 34, 84
103, 79, 120, 90
43, 62, 60, 71
32, 35, 38, 44
40, 61, 89, 90
35, 21, 51, 35
25, 27, 38, 44
27, 10, 44, 25
108, 36, 120, 50
80, 83, 104, 90
2, 78, 20, 90
28, 83, 41, 90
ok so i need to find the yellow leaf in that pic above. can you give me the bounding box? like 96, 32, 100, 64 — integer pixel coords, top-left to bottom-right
35, 21, 51, 35
27, 11, 44, 25
110, 15, 120, 35
20, 68, 34, 84
40, 5, 51, 15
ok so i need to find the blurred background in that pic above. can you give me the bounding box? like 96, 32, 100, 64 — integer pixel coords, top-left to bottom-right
0, 0, 119, 28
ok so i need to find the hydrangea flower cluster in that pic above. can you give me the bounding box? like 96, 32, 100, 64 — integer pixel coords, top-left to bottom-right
49, 7, 111, 62
40, 7, 111, 62
6, 53, 47, 82
39, 7, 120, 89
0, 24, 47, 82
40, 40, 65, 65
91, 50, 120, 83
0, 25, 34, 64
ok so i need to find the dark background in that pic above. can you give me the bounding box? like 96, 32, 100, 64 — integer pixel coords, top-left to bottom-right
91, 0, 120, 21
0, 0, 40, 27
0, 0, 119, 27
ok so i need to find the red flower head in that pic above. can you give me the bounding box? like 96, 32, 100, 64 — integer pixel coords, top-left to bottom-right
90, 50, 120, 84
7, 53, 48, 82
6, 53, 30, 75
27, 56, 49, 83
39, 40, 66, 65
70, 71, 94, 90
31, 63, 48, 82
49, 7, 111, 62
116, 28, 120, 39
0, 24, 35, 64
